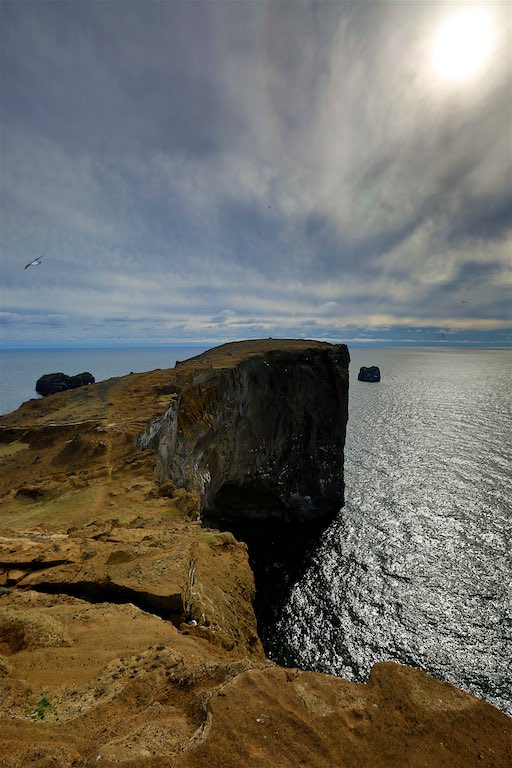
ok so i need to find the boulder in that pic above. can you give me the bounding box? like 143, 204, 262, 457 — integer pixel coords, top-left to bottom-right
358, 365, 380, 382
35, 371, 95, 396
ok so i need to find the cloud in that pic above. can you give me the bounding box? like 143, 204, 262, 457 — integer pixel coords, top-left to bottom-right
0, 0, 510, 348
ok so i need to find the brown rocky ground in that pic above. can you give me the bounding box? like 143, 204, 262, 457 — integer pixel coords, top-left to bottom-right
0, 340, 510, 767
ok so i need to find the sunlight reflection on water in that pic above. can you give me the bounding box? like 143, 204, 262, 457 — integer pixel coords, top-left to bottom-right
265, 347, 512, 714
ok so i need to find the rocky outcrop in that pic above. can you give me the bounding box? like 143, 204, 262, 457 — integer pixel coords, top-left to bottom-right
179, 663, 512, 768
0, 586, 510, 768
0, 587, 270, 768
358, 365, 381, 382
35, 371, 95, 395
0, 520, 262, 657
137, 340, 349, 522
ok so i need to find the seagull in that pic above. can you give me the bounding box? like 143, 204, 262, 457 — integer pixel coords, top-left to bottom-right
24, 253, 45, 269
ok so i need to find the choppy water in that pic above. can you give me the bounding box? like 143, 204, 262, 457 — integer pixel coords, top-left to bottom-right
223, 347, 512, 715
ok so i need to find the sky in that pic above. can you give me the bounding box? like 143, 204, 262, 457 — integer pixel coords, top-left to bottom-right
0, 0, 511, 349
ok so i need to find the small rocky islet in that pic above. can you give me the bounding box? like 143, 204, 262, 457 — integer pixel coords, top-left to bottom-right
0, 339, 509, 768
358, 365, 381, 382
35, 371, 95, 396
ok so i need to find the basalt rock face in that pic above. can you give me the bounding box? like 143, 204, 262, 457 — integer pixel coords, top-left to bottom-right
35, 371, 95, 396
137, 340, 350, 522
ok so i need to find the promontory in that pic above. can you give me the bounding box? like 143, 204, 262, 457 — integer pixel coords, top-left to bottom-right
0, 339, 509, 768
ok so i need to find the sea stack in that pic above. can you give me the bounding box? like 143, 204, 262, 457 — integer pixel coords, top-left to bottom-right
35, 371, 95, 395
358, 365, 381, 382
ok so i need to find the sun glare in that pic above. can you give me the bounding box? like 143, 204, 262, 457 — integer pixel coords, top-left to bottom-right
432, 8, 495, 81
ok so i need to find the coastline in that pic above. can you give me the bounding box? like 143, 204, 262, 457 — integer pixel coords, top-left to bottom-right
0, 340, 510, 766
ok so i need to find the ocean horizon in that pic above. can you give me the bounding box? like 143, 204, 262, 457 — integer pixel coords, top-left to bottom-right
1, 342, 509, 416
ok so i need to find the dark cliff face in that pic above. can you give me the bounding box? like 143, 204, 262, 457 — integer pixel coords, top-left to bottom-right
137, 340, 349, 522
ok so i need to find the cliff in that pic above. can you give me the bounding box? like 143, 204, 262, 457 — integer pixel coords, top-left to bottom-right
0, 339, 348, 527
0, 339, 510, 768
138, 339, 349, 521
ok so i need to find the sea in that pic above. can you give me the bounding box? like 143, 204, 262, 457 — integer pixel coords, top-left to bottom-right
1, 345, 511, 715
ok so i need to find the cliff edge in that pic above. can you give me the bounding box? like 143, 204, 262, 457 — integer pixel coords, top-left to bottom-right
0, 339, 510, 767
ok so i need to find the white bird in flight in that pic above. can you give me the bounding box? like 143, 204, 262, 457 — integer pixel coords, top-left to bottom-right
24, 253, 45, 269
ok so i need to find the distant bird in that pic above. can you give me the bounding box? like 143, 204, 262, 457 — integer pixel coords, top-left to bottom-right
267, 205, 272, 209
24, 253, 45, 269
462, 300, 468, 303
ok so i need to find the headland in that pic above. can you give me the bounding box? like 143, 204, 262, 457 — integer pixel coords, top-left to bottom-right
0, 339, 509, 767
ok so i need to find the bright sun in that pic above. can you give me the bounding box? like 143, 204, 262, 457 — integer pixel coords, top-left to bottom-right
432, 8, 495, 81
